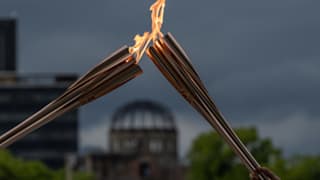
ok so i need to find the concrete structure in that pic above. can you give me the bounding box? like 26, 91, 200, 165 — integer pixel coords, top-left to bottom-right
0, 18, 79, 169
110, 101, 177, 160
0, 19, 16, 71
0, 73, 78, 168
68, 101, 186, 180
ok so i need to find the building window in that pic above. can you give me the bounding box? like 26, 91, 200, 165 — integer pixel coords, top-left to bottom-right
123, 139, 137, 152
0, 112, 29, 122
112, 141, 120, 152
139, 162, 151, 178
0, 94, 11, 103
167, 141, 175, 152
149, 140, 162, 153
0, 32, 6, 67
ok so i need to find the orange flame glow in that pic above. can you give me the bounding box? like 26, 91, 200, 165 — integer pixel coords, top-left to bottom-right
129, 0, 166, 62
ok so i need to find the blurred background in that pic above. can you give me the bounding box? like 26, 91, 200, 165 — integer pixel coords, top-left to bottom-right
0, 0, 320, 179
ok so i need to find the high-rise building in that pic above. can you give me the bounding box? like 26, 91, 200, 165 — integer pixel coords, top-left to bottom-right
0, 19, 16, 71
0, 18, 78, 169
0, 73, 78, 168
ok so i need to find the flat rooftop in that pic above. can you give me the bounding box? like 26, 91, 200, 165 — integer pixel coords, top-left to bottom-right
0, 72, 78, 87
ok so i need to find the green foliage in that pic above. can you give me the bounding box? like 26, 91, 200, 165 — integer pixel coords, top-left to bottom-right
187, 127, 320, 180
284, 156, 320, 180
0, 150, 93, 180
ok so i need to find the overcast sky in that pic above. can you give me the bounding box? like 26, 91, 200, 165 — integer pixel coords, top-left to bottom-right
1, 0, 320, 157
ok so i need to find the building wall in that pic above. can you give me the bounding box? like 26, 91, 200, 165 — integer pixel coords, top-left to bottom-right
110, 129, 177, 162
0, 85, 78, 169
66, 100, 185, 180
83, 153, 183, 180
0, 17, 78, 169
0, 19, 16, 71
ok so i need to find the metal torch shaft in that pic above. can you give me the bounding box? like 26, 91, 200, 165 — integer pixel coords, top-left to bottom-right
147, 33, 268, 180
0, 63, 142, 148
148, 45, 255, 171
165, 33, 262, 171
0, 47, 142, 147
0, 47, 132, 145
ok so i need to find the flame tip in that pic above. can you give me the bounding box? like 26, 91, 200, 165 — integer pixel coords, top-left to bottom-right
130, 0, 166, 63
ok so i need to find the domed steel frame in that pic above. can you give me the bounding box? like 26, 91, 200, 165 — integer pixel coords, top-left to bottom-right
109, 100, 178, 163
111, 100, 176, 131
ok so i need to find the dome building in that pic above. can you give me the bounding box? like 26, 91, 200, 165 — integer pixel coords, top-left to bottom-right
73, 100, 185, 180
109, 101, 177, 160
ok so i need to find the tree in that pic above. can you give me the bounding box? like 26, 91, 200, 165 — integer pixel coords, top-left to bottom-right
0, 150, 93, 180
187, 127, 320, 180
187, 127, 283, 180
284, 155, 320, 180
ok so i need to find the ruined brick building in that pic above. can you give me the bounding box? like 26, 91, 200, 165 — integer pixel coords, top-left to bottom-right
68, 100, 186, 180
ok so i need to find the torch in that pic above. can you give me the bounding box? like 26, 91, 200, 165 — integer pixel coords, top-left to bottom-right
0, 46, 142, 148
147, 33, 270, 180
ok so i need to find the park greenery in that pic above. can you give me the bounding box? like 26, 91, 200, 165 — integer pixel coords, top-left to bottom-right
0, 150, 93, 180
1, 127, 319, 179
187, 127, 320, 180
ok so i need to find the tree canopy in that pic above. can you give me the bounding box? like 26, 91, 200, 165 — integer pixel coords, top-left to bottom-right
0, 150, 93, 180
187, 127, 320, 180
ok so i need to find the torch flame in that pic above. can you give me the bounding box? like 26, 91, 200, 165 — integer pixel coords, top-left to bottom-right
130, 0, 166, 63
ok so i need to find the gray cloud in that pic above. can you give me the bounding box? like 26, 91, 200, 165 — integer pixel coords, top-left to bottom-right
1, 0, 320, 156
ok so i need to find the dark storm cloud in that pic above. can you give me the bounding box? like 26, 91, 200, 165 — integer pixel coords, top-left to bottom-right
1, 0, 320, 155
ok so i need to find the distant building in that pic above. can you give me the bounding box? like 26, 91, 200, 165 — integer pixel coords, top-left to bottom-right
0, 73, 78, 168
0, 18, 78, 169
0, 19, 16, 71
68, 101, 186, 180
